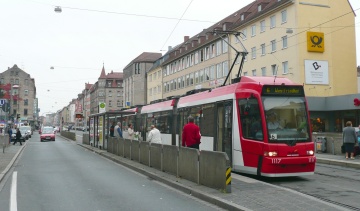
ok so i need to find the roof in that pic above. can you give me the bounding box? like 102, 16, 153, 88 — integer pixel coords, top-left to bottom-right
124, 52, 162, 70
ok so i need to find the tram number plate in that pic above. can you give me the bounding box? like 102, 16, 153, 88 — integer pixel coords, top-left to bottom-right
269, 134, 277, 140
309, 157, 316, 163
271, 158, 281, 164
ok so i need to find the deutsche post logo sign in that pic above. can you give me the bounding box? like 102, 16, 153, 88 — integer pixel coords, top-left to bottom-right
307, 32, 324, 52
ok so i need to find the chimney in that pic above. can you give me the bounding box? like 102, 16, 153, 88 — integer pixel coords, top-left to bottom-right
184, 36, 190, 42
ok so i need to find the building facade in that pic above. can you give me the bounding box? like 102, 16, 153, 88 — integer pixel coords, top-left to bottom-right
0, 64, 37, 127
123, 52, 162, 107
153, 0, 357, 132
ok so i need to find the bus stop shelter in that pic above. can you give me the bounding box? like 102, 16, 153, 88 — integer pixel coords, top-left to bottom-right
88, 110, 136, 149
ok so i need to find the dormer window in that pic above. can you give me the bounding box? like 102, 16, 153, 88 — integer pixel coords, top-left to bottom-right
258, 5, 262, 12
241, 14, 244, 21
206, 34, 209, 40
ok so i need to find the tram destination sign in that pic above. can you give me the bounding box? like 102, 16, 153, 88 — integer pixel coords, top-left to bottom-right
262, 85, 304, 96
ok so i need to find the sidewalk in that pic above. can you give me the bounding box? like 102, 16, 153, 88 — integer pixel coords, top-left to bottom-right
0, 139, 358, 210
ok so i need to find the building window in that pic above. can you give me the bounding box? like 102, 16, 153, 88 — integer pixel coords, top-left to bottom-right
15, 79, 19, 85
217, 63, 223, 78
0, 78, 3, 84
261, 67, 266, 76
117, 81, 122, 87
258, 4, 262, 12
251, 47, 256, 59
260, 20, 265, 32
222, 61, 229, 77
205, 46, 210, 60
242, 29, 247, 40
210, 66, 215, 80
211, 44, 216, 58
252, 69, 257, 76
109, 100, 112, 107
205, 67, 210, 81
108, 90, 112, 97
24, 90, 28, 96
117, 100, 121, 107
282, 61, 289, 74
195, 71, 199, 84
163, 83, 166, 93
261, 44, 266, 55
271, 40, 276, 52
24, 99, 28, 106
270, 15, 276, 28
222, 37, 228, 53
199, 70, 204, 83
107, 81, 112, 87
181, 76, 185, 87
282, 36, 288, 49
195, 52, 199, 64
190, 73, 194, 85
241, 14, 244, 21
25, 79, 28, 85
24, 109, 28, 115
243, 72, 248, 76
117, 91, 121, 96
251, 25, 256, 36
272, 64, 277, 75
281, 10, 287, 23
216, 41, 222, 56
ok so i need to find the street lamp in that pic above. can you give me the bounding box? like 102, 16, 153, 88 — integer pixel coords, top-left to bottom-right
54, 6, 62, 13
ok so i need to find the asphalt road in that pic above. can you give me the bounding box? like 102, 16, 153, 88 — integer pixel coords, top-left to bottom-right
0, 132, 224, 211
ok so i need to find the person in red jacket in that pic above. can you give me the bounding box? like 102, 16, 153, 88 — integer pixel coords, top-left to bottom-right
182, 115, 201, 149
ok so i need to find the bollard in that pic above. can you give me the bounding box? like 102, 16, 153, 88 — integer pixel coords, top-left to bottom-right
226, 167, 231, 193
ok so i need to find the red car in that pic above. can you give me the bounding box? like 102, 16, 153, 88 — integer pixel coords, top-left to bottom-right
40, 126, 55, 142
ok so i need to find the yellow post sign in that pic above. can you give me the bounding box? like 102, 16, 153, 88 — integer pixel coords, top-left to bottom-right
307, 32, 324, 52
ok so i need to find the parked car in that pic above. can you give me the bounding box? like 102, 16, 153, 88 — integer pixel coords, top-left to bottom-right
40, 126, 55, 142
20, 126, 32, 138
82, 126, 89, 132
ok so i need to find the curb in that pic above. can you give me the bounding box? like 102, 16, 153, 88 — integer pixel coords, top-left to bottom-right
0, 142, 27, 183
77, 143, 249, 211
316, 157, 360, 169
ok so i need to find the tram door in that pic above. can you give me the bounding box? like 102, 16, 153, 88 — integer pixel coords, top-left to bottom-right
217, 101, 233, 165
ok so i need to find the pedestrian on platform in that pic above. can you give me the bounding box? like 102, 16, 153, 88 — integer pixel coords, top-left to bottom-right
127, 123, 134, 140
147, 125, 161, 144
182, 115, 201, 149
13, 128, 22, 146
114, 122, 123, 138
343, 121, 357, 159
110, 122, 115, 137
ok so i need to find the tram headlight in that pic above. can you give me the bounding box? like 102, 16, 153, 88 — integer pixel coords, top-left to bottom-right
307, 150, 314, 155
264, 151, 278, 157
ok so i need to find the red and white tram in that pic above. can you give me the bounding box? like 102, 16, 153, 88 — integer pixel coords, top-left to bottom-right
130, 76, 315, 177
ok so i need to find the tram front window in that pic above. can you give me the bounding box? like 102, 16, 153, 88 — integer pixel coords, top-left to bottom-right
263, 96, 310, 143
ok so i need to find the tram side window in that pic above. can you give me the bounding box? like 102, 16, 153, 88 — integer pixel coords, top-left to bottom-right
186, 104, 215, 137
239, 98, 263, 141
144, 111, 171, 134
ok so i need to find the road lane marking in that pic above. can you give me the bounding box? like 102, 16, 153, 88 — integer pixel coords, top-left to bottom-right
10, 171, 17, 211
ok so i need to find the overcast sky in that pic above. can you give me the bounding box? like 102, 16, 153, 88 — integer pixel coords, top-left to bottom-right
0, 0, 359, 114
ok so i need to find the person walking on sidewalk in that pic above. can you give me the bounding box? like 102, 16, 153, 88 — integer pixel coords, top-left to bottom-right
182, 115, 201, 149
343, 121, 357, 159
13, 128, 22, 146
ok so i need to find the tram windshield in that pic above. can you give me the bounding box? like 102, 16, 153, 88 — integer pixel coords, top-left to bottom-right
263, 96, 310, 143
